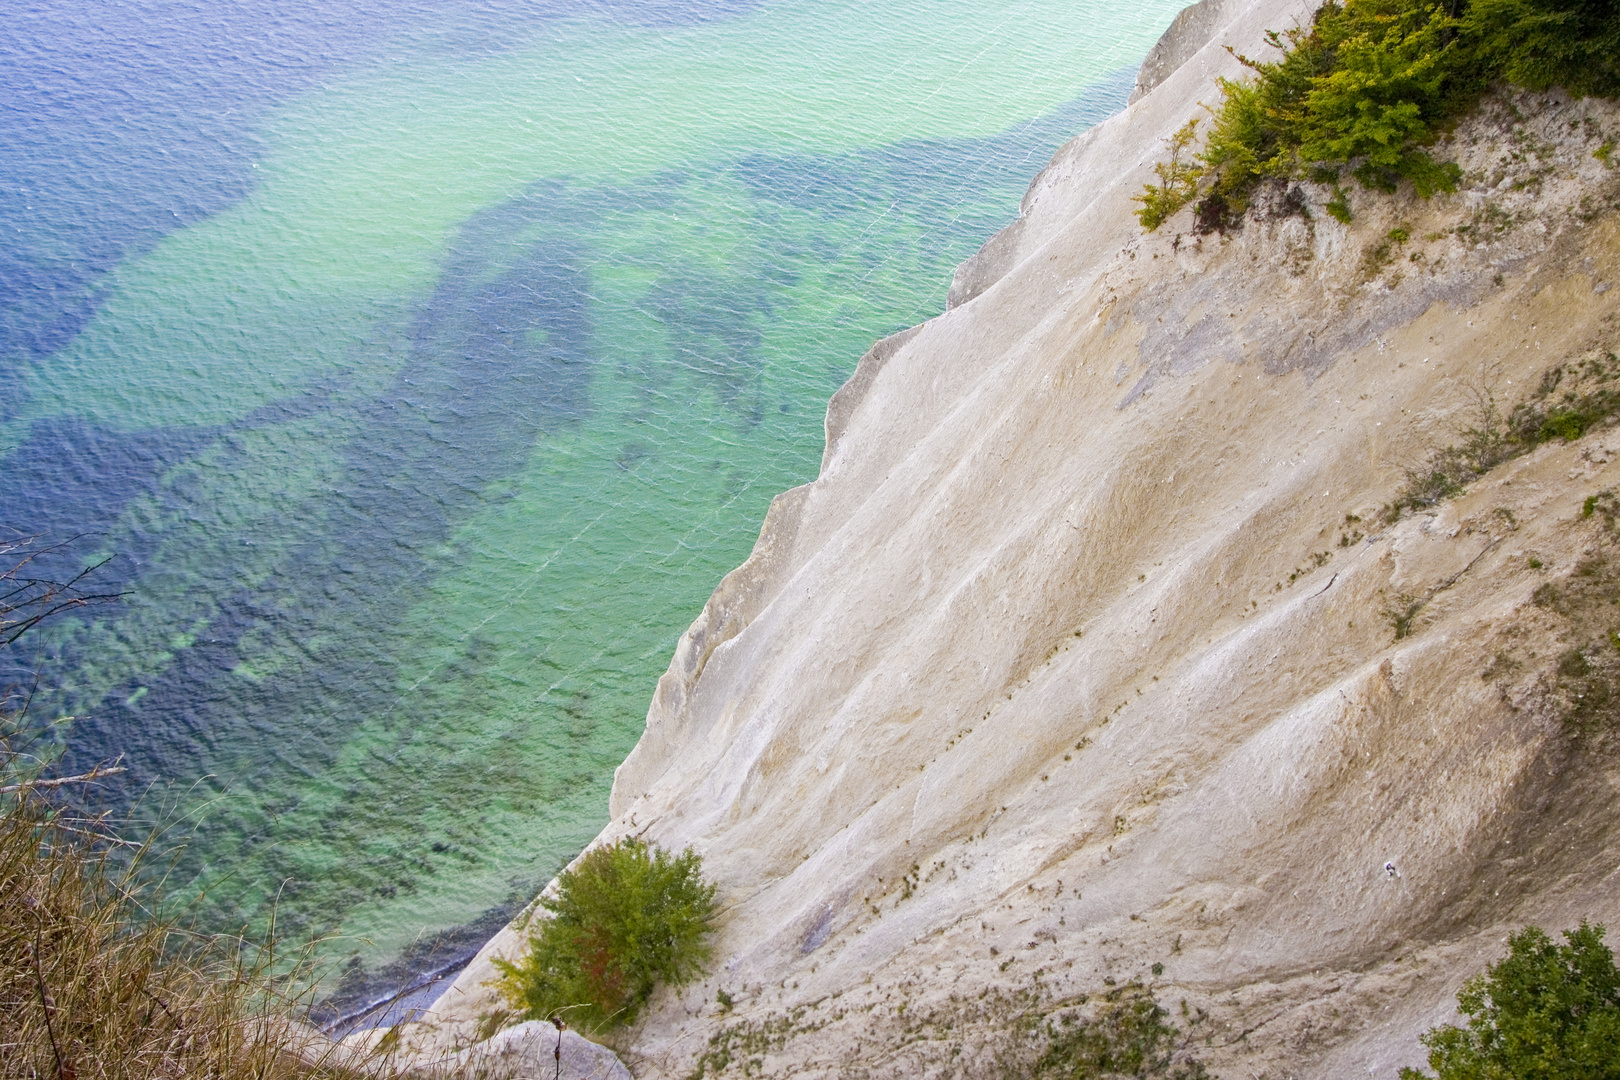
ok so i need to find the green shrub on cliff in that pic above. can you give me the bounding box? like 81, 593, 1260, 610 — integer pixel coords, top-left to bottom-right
1138, 120, 1207, 231
1401, 922, 1620, 1080
1467, 0, 1620, 98
1137, 0, 1620, 230
493, 837, 717, 1033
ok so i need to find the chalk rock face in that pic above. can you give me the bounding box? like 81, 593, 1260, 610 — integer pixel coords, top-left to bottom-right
1128, 0, 1241, 104
427, 0, 1620, 1077
428, 1023, 632, 1080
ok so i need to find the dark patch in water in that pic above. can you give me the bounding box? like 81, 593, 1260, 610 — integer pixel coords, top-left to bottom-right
0, 0, 760, 406
40, 186, 599, 932
645, 264, 776, 418
0, 418, 220, 596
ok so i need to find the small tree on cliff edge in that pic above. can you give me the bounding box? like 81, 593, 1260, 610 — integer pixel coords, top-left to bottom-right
493, 837, 717, 1033
1401, 922, 1620, 1080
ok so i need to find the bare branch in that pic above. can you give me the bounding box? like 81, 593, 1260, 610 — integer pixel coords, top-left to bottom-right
0, 763, 128, 795
0, 535, 124, 647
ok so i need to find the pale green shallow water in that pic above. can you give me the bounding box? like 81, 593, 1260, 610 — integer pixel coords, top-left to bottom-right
3, 0, 1184, 979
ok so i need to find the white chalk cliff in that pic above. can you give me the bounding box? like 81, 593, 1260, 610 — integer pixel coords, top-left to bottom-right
416, 0, 1620, 1075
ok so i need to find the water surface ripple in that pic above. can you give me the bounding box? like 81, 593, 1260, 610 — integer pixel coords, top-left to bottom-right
0, 0, 1181, 981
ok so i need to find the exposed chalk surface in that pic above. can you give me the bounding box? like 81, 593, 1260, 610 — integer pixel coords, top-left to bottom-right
1130, 0, 1241, 103
428, 1023, 632, 1080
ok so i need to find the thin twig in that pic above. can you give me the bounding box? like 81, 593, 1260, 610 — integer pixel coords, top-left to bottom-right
43, 820, 143, 847
0, 763, 127, 795
0, 541, 123, 646
34, 923, 66, 1079
139, 983, 185, 1033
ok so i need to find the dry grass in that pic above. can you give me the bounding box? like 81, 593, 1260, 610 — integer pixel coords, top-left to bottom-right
0, 538, 439, 1080
0, 743, 417, 1080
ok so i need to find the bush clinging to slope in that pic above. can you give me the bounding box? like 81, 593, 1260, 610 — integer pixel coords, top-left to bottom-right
1467, 0, 1620, 98
1137, 0, 1620, 230
494, 837, 717, 1033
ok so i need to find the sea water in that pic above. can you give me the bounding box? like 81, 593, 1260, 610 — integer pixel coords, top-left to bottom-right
1, 0, 1183, 983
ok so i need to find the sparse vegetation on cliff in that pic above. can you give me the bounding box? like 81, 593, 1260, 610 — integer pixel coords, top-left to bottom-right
1034, 984, 1209, 1080
1524, 527, 1620, 734
1138, 0, 1620, 231
1384, 349, 1620, 522
686, 979, 1209, 1080
493, 837, 716, 1033
1401, 922, 1620, 1080
1378, 354, 1620, 691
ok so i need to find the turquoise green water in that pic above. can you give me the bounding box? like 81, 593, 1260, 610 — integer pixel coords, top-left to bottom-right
4, 0, 1183, 981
